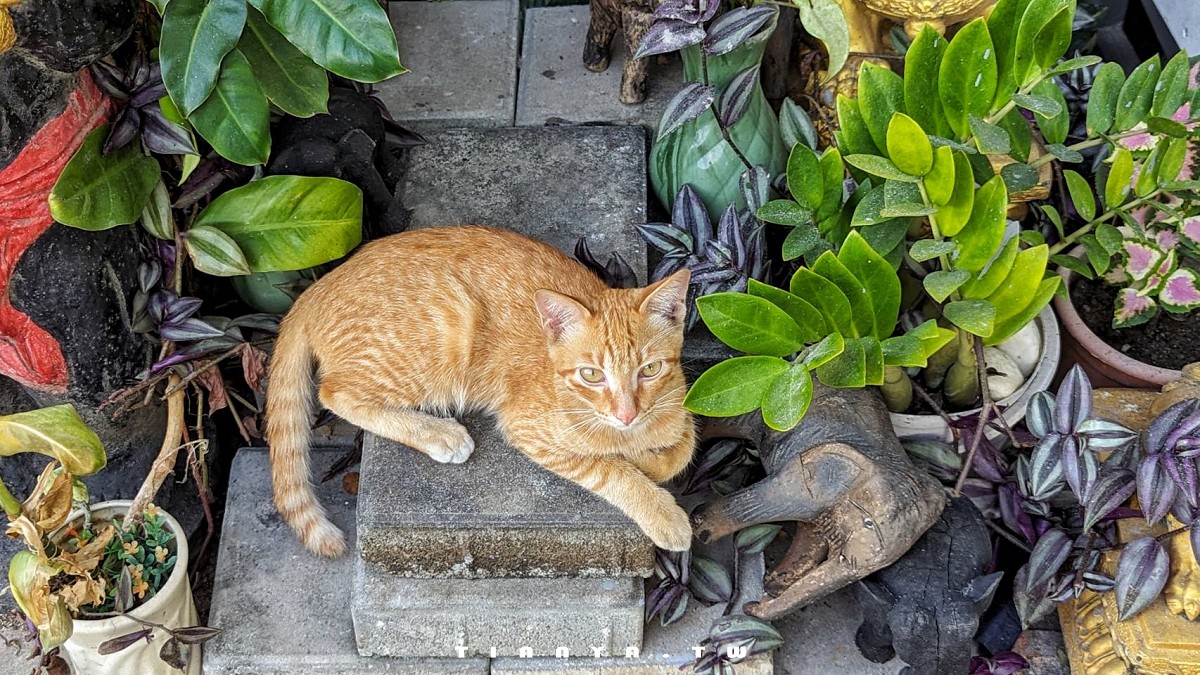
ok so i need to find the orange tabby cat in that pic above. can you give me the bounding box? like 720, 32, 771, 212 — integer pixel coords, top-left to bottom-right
267, 226, 696, 557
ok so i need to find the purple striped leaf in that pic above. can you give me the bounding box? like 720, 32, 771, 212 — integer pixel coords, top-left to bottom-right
652, 254, 690, 282
1077, 418, 1138, 450
1164, 451, 1199, 508
702, 6, 775, 56
1054, 365, 1092, 434
1147, 399, 1200, 454
717, 205, 744, 267
689, 556, 733, 604
1115, 536, 1170, 620
1013, 565, 1056, 628
1192, 525, 1200, 566
160, 317, 226, 342
1028, 433, 1066, 499
1137, 453, 1177, 524
637, 222, 694, 253
635, 19, 706, 60
90, 60, 130, 98
657, 82, 716, 141
717, 66, 760, 127
739, 166, 771, 218
141, 106, 197, 156
1026, 528, 1072, 592
103, 108, 141, 154
1083, 468, 1136, 530
653, 0, 718, 24
1027, 391, 1055, 438
673, 184, 711, 250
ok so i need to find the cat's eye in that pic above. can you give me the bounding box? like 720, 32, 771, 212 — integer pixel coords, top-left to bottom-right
578, 367, 605, 384
639, 361, 664, 378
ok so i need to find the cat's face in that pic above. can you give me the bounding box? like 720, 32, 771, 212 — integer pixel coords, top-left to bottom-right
535, 270, 690, 431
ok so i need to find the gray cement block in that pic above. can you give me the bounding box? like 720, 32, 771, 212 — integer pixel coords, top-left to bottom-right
395, 125, 649, 281
516, 7, 682, 130
357, 417, 655, 578
204, 447, 488, 675
771, 586, 899, 675
376, 1, 519, 129
352, 557, 644, 658
491, 539, 772, 674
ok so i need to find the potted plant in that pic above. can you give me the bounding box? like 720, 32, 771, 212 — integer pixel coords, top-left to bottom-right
3, 405, 216, 673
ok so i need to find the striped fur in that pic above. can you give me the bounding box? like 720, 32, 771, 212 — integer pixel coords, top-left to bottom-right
266, 226, 697, 556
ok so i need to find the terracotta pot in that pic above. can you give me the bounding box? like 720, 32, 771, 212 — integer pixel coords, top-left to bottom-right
1052, 252, 1182, 389
58, 501, 201, 675
889, 306, 1061, 442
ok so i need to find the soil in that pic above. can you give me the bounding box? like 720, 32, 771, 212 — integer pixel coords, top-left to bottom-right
1072, 276, 1200, 371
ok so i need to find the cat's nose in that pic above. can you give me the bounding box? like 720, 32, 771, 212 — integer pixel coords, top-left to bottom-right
615, 409, 639, 426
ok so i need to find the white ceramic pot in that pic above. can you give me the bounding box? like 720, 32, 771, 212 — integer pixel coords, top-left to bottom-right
58, 500, 201, 675
889, 306, 1062, 443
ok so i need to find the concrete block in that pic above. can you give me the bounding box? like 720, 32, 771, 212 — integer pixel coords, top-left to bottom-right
516, 7, 682, 130
376, 1, 519, 129
357, 417, 655, 578
394, 126, 648, 281
204, 447, 488, 675
771, 586, 900, 675
352, 557, 644, 658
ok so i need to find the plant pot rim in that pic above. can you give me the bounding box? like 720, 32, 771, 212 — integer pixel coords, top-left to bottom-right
1053, 246, 1182, 387
57, 500, 190, 635
890, 305, 1061, 439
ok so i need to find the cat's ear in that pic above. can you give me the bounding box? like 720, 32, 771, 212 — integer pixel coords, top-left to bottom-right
639, 268, 690, 326
534, 290, 590, 341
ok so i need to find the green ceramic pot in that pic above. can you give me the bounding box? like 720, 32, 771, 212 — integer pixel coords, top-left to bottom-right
649, 12, 788, 220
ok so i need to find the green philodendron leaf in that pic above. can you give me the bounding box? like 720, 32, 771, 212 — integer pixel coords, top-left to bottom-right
684, 356, 789, 417
190, 49, 271, 166
923, 269, 971, 302
9, 551, 73, 652
814, 335, 867, 387
48, 126, 159, 231
797, 0, 850, 81
761, 362, 814, 431
787, 142, 824, 210
1086, 61, 1125, 135
0, 405, 105, 475
161, 0, 247, 115
936, 150, 975, 236
861, 220, 908, 258
1114, 55, 1161, 133
985, 243, 1050, 327
746, 279, 828, 338
237, 7, 330, 117
943, 299, 996, 337
817, 148, 846, 222
938, 18, 997, 139
1151, 50, 1191, 118
1031, 77, 1069, 145
790, 267, 854, 335
857, 62, 906, 154
985, 0, 1024, 110
249, 0, 404, 82
757, 199, 813, 226
696, 293, 807, 357
838, 231, 899, 339
1105, 147, 1134, 209
812, 251, 875, 339
924, 145, 956, 206
886, 112, 933, 176
960, 236, 1018, 299
952, 175, 1007, 273
881, 333, 926, 367
803, 331, 845, 368
1064, 169, 1096, 221
904, 26, 950, 137
185, 225, 253, 276
986, 276, 1058, 346
844, 155, 918, 183
1000, 162, 1040, 194
836, 94, 881, 157
192, 175, 363, 271
880, 203, 936, 218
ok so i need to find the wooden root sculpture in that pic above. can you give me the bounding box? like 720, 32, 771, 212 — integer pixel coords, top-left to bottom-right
692, 384, 947, 620
584, 0, 654, 104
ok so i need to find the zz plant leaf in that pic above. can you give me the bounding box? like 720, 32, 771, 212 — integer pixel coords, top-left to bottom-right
938, 18, 997, 139
685, 356, 789, 417
696, 293, 807, 357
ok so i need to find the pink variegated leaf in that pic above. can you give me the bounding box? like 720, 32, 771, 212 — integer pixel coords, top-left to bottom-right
1144, 275, 1166, 293
1105, 266, 1131, 284
1181, 217, 1200, 246
1172, 102, 1193, 122
1114, 288, 1158, 328
1123, 241, 1163, 281
1160, 269, 1200, 311
1157, 228, 1181, 250
1118, 123, 1158, 151
1156, 248, 1178, 276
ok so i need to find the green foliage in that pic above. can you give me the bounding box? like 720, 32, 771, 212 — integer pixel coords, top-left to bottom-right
48, 127, 159, 231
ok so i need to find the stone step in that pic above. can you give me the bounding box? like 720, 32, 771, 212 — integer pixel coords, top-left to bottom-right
357, 417, 655, 578
352, 554, 644, 657
394, 125, 649, 280
377, 0, 520, 130
516, 7, 681, 130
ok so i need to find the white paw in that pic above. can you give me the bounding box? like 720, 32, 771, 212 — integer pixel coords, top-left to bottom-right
421, 421, 475, 464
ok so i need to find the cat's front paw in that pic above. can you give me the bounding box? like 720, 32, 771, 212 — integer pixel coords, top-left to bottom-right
418, 420, 476, 464
643, 503, 693, 551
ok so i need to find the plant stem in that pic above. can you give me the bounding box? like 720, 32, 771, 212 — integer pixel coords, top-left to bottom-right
160, 345, 245, 398
701, 50, 755, 173
1047, 188, 1164, 256
123, 373, 186, 529
910, 379, 960, 444
985, 519, 1032, 553
953, 336, 991, 495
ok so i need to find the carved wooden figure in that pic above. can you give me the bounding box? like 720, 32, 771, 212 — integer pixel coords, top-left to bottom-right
692, 384, 947, 620
584, 0, 655, 104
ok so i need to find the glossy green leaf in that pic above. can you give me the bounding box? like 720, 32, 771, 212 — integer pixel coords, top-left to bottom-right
238, 7, 330, 117
886, 112, 933, 176
140, 180, 174, 240
936, 150, 976, 236
814, 336, 867, 387
803, 331, 845, 368
249, 0, 404, 82
747, 279, 828, 338
1013, 0, 1071, 85
0, 405, 106, 475
839, 231, 899, 339
986, 0, 1026, 110
782, 223, 824, 260
844, 155, 918, 182
1114, 55, 1161, 133
904, 26, 949, 136
910, 239, 957, 262
1000, 162, 1040, 194
1079, 233, 1111, 275
915, 320, 957, 356
185, 225, 253, 276
161, 0, 247, 115
1012, 93, 1062, 117
952, 176, 1007, 273
851, 184, 887, 227
969, 115, 1011, 155
862, 336, 884, 385
1146, 116, 1188, 138
881, 333, 927, 367
790, 267, 854, 335
960, 236, 1018, 299
857, 62, 906, 154
48, 126, 159, 231
924, 269, 971, 302
938, 19, 997, 139
757, 199, 813, 226
1051, 253, 1093, 279
191, 175, 363, 271
1061, 170, 1095, 222
1158, 137, 1188, 185
943, 299, 996, 337
812, 251, 874, 338
761, 362, 814, 431
835, 94, 881, 157
985, 243, 1050, 327
986, 276, 1058, 346
797, 0, 850, 81
697, 293, 807, 357
1031, 77, 1069, 145
924, 145, 956, 206
787, 142, 824, 210
684, 356, 789, 416
190, 49, 271, 166
1086, 62, 1125, 135
1105, 147, 1134, 208
880, 203, 936, 218
817, 148, 846, 221
1151, 50, 1191, 118
999, 107, 1034, 162
860, 220, 908, 257
1095, 222, 1123, 254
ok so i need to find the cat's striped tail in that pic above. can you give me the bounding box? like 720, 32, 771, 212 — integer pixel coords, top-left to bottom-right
265, 318, 347, 557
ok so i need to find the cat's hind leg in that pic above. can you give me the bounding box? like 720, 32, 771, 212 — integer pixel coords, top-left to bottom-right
319, 380, 475, 464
